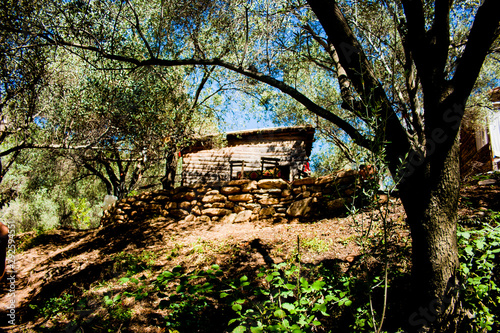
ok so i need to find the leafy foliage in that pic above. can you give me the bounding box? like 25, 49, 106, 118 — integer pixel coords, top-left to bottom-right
154, 262, 352, 332
29, 294, 76, 320
458, 218, 500, 332
67, 198, 94, 229
155, 264, 225, 330
227, 262, 351, 333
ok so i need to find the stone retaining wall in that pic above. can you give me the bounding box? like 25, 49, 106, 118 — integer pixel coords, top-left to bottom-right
101, 169, 367, 225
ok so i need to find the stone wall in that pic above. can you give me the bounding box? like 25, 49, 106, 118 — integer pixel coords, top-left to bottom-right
101, 169, 366, 225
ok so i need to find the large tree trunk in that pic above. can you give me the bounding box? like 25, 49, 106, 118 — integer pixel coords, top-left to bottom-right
397, 132, 461, 333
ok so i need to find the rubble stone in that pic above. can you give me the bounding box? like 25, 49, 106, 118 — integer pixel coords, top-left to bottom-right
101, 169, 370, 225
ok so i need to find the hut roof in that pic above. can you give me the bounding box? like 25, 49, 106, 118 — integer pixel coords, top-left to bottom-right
182, 125, 315, 155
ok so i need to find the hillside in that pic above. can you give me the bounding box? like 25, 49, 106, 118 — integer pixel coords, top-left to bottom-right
0, 175, 499, 333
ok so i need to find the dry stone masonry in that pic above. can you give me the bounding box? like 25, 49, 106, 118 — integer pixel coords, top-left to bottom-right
101, 169, 369, 225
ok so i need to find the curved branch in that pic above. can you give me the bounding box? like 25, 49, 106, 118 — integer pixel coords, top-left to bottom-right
452, 0, 500, 101
125, 0, 155, 59
37, 28, 373, 149
82, 161, 113, 195
306, 0, 412, 173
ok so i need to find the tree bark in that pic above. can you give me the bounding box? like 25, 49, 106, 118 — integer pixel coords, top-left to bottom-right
162, 151, 177, 190
397, 126, 461, 333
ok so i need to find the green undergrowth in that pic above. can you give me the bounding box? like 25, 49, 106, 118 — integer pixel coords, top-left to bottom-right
457, 213, 500, 332
155, 261, 355, 333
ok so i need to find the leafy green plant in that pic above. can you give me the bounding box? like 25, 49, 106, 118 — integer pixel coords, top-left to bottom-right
127, 190, 139, 197
112, 251, 155, 276
103, 293, 132, 322
154, 259, 355, 333
68, 197, 93, 229
120, 275, 150, 301
351, 303, 374, 332
227, 262, 351, 333
458, 221, 500, 332
30, 294, 75, 319
155, 264, 224, 330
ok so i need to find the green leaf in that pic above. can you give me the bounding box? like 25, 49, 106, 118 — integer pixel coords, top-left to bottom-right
312, 303, 327, 313
311, 280, 326, 291
325, 295, 336, 302
250, 327, 264, 333
233, 326, 247, 333
172, 265, 183, 273
119, 277, 130, 284
274, 309, 286, 318
282, 302, 296, 311
475, 240, 486, 250
232, 304, 243, 312
460, 231, 471, 239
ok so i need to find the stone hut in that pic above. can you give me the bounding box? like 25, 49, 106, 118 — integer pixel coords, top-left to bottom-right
180, 126, 315, 185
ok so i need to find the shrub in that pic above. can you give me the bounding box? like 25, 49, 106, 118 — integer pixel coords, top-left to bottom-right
0, 189, 60, 232
227, 262, 351, 333
458, 218, 500, 332
67, 197, 102, 229
154, 262, 352, 333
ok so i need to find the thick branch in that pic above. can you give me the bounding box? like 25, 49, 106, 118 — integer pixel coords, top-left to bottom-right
33, 31, 373, 150
82, 161, 113, 195
0, 143, 28, 158
306, 0, 386, 110
452, 0, 500, 102
306, 0, 412, 173
302, 24, 365, 119
427, 0, 452, 83
400, 0, 429, 86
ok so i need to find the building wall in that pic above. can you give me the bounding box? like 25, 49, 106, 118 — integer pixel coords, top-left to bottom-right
181, 127, 315, 185
460, 126, 493, 178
